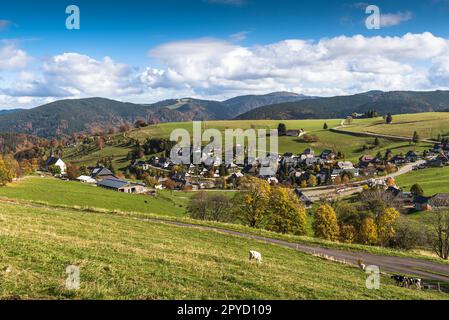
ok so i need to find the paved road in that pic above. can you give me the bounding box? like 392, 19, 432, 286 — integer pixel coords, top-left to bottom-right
141, 217, 449, 287
302, 160, 426, 200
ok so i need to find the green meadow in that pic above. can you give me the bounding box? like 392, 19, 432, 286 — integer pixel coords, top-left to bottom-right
396, 166, 449, 196
0, 176, 190, 217
0, 201, 445, 300
341, 112, 449, 141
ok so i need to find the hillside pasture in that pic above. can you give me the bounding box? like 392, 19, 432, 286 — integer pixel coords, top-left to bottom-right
0, 201, 445, 300
0, 176, 190, 217
341, 113, 449, 141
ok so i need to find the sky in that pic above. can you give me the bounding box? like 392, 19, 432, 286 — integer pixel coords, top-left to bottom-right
1, 0, 449, 109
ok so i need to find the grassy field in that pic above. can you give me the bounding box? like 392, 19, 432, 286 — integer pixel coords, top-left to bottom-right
0, 201, 445, 300
341, 112, 449, 140
0, 176, 191, 217
396, 166, 449, 196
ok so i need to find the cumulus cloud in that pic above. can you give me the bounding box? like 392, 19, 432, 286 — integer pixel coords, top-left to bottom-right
140, 32, 449, 97
3, 32, 449, 109
0, 44, 30, 70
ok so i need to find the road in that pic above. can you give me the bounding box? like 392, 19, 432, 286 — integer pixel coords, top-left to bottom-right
140, 216, 449, 287
302, 160, 425, 200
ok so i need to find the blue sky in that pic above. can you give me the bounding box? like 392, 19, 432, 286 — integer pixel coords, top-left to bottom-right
1, 0, 449, 108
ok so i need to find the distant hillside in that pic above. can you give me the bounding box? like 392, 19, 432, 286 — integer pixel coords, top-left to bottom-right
0, 98, 152, 138
222, 92, 315, 115
0, 109, 21, 115
236, 91, 449, 120
0, 92, 309, 138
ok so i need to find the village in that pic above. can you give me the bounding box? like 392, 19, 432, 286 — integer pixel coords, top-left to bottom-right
45, 135, 449, 213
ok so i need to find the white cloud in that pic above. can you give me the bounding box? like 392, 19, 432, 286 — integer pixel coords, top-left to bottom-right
3, 32, 449, 109
0, 44, 29, 70
380, 11, 413, 27
140, 33, 449, 98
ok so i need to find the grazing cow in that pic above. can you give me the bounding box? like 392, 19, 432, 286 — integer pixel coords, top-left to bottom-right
408, 278, 422, 290
249, 250, 262, 264
391, 275, 407, 287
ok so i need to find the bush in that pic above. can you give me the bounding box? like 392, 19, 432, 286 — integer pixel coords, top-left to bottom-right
388, 218, 428, 250
188, 192, 233, 222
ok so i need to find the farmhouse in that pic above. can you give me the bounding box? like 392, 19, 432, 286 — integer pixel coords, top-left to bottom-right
46, 157, 67, 175
97, 178, 148, 194
90, 166, 117, 180
414, 193, 449, 211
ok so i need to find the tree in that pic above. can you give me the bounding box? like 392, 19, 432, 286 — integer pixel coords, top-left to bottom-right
374, 137, 380, 146
95, 137, 105, 150
412, 131, 420, 144
232, 176, 271, 228
188, 192, 232, 222
323, 123, 329, 130
340, 225, 357, 244
430, 211, 449, 260
313, 204, 340, 241
359, 218, 378, 245
144, 176, 158, 188
0, 156, 11, 186
307, 175, 317, 187
386, 113, 393, 124
376, 208, 400, 246
410, 184, 424, 197
48, 165, 62, 176
277, 123, 287, 136
267, 187, 307, 235
66, 164, 80, 180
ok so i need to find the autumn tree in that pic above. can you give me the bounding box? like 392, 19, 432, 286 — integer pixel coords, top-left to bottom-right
232, 176, 271, 228
267, 187, 307, 235
386, 113, 393, 124
144, 176, 158, 188
359, 218, 378, 245
313, 204, 340, 241
340, 225, 357, 244
66, 164, 81, 180
376, 207, 400, 246
430, 211, 449, 260
323, 123, 329, 130
412, 131, 420, 144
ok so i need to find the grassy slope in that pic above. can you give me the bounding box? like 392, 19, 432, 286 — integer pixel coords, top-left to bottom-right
341, 113, 449, 140
0, 202, 445, 300
2, 176, 448, 264
0, 176, 190, 217
396, 166, 449, 196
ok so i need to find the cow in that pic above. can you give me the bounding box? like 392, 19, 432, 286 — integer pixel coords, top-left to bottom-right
391, 275, 407, 287
391, 275, 422, 290
249, 250, 262, 264
407, 278, 422, 290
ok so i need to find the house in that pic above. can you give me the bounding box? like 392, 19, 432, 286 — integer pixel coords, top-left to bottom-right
77, 175, 96, 184
391, 155, 406, 165
359, 155, 374, 166
414, 193, 449, 211
286, 130, 302, 137
90, 167, 117, 180
320, 150, 335, 161
97, 178, 148, 194
294, 189, 314, 209
426, 158, 444, 168
46, 157, 67, 175
385, 186, 413, 205
405, 151, 419, 163
337, 161, 355, 170
414, 196, 432, 211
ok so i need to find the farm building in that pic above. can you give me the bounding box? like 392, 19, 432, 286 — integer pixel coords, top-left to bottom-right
90, 167, 117, 180
77, 175, 96, 184
97, 178, 148, 194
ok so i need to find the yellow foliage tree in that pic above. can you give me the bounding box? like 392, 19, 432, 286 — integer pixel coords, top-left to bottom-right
313, 204, 340, 241
232, 176, 271, 228
267, 187, 307, 235
340, 225, 356, 244
376, 207, 400, 246
359, 218, 378, 245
